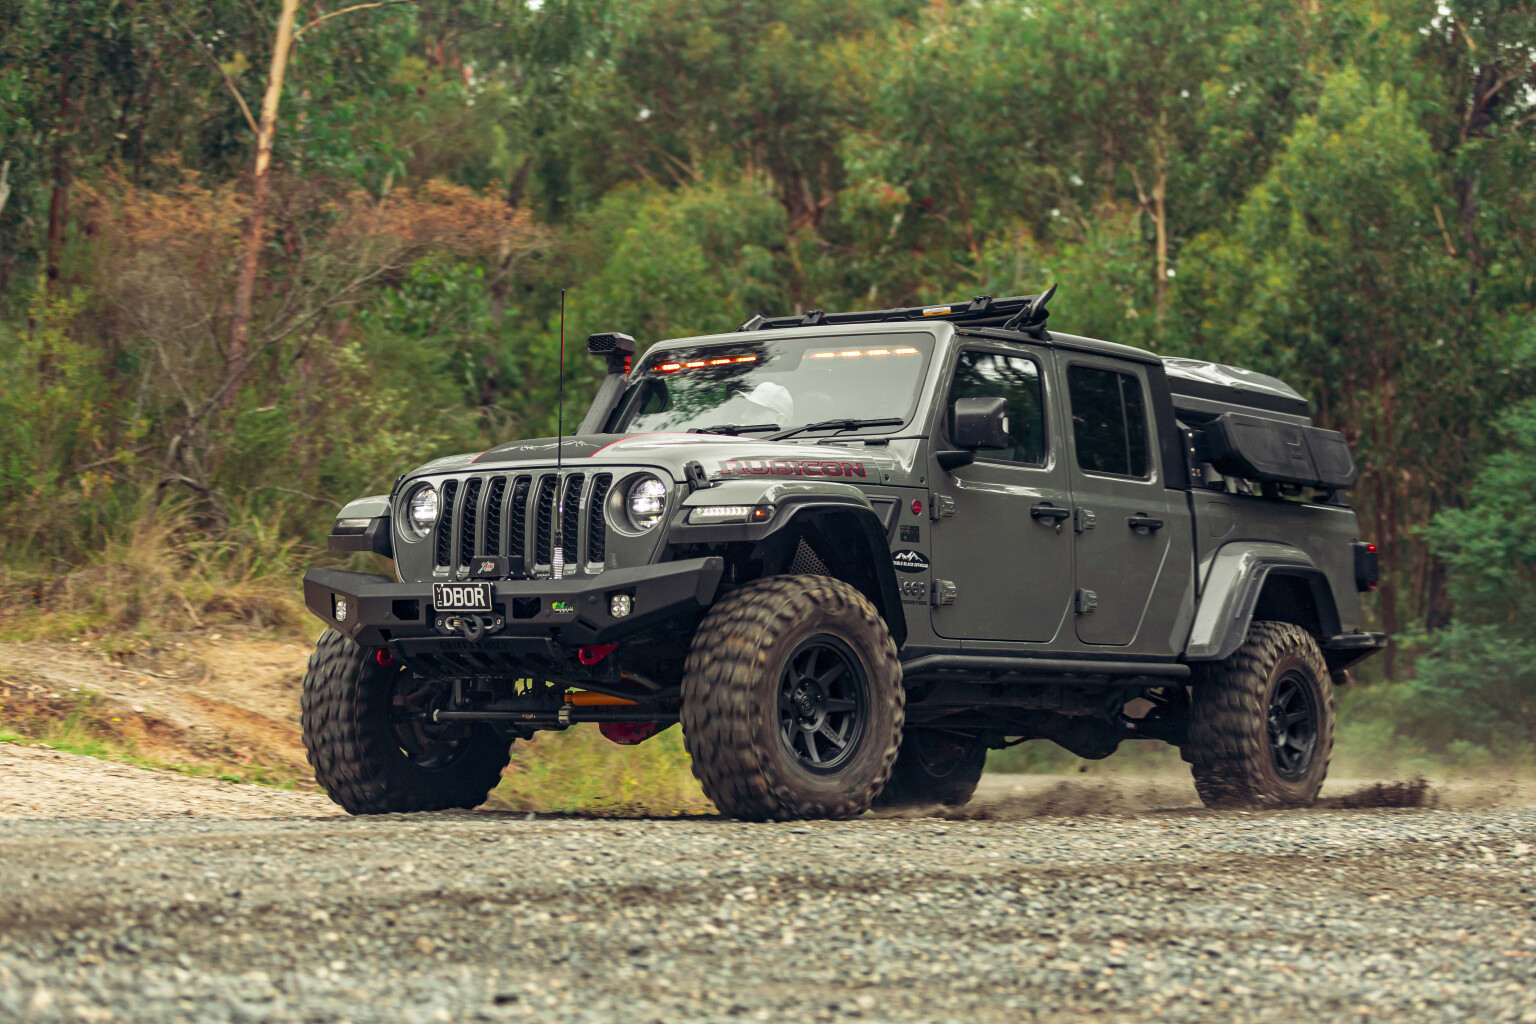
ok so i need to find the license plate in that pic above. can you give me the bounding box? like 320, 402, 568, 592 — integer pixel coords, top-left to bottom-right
433, 582, 493, 613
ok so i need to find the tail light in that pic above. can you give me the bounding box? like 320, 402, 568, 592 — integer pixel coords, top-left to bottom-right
1353, 541, 1380, 592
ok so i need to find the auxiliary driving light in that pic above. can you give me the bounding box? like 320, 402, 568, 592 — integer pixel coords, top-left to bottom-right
610, 594, 633, 618
333, 595, 348, 622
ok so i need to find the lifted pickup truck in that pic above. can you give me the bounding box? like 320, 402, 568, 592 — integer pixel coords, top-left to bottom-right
301, 290, 1385, 820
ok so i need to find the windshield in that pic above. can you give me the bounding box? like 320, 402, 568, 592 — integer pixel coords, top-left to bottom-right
609, 332, 936, 437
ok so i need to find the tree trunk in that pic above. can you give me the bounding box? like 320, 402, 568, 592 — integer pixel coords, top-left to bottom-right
1152, 110, 1169, 317
227, 0, 302, 408
45, 45, 75, 294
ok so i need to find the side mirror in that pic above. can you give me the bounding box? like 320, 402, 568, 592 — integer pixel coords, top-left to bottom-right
952, 397, 1011, 450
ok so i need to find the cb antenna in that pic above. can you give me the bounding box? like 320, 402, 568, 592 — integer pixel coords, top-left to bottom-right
553, 289, 567, 579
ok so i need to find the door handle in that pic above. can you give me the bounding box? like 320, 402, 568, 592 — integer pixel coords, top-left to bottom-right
1127, 513, 1164, 532
1031, 503, 1071, 524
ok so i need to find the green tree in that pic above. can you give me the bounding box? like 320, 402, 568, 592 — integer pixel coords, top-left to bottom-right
1176, 68, 1525, 671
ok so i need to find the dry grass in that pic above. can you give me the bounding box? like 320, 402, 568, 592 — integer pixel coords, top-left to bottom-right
0, 505, 308, 642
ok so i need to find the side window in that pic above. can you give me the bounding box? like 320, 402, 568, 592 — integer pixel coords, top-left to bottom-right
946, 351, 1047, 465
1067, 365, 1150, 478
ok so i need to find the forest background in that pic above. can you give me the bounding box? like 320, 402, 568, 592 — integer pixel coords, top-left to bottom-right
1, 0, 1534, 778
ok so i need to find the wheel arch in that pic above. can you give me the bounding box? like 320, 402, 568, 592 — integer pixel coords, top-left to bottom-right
1184, 543, 1341, 662
748, 503, 908, 649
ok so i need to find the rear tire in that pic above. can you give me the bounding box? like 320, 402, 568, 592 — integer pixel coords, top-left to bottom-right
681, 575, 904, 821
301, 629, 511, 814
873, 730, 986, 808
1181, 620, 1334, 809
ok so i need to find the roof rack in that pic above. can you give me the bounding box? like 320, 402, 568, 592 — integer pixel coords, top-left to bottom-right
735, 284, 1057, 338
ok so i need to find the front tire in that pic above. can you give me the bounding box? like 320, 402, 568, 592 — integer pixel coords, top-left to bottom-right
301, 629, 512, 814
1181, 621, 1334, 809
681, 576, 904, 821
873, 730, 986, 809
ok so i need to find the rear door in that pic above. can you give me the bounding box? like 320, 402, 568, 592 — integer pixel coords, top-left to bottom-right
1061, 357, 1183, 647
928, 343, 1074, 643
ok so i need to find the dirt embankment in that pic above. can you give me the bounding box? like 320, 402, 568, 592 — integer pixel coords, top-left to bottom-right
0, 634, 315, 782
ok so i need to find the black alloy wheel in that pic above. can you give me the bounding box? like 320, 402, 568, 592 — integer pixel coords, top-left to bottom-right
388, 673, 477, 771
1181, 620, 1335, 809
778, 635, 869, 773
873, 728, 987, 808
1267, 669, 1319, 780
910, 732, 981, 778
679, 575, 904, 820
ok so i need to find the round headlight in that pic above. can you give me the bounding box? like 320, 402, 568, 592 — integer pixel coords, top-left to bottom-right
625, 476, 668, 531
406, 484, 440, 538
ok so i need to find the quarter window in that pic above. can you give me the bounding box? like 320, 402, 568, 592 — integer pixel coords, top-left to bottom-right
1068, 366, 1150, 478
945, 351, 1047, 465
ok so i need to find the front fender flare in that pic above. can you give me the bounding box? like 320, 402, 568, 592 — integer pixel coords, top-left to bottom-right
1184, 542, 1341, 661
668, 489, 906, 649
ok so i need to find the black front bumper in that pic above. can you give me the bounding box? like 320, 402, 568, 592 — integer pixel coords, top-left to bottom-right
303, 557, 725, 648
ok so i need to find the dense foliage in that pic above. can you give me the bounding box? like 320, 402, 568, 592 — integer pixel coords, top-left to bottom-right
1, 1, 1533, 748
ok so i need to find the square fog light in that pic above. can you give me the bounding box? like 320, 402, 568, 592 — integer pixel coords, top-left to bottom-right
609, 593, 633, 618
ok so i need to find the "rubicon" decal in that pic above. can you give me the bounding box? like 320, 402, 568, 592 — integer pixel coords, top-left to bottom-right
718, 458, 868, 479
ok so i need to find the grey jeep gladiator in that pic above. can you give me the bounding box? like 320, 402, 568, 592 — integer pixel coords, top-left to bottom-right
301, 290, 1385, 820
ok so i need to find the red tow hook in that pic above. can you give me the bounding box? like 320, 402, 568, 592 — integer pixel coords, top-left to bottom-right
376, 648, 399, 668
577, 643, 620, 666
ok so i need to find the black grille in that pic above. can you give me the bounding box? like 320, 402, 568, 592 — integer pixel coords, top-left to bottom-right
434, 479, 459, 567
508, 475, 531, 570
559, 474, 585, 564
433, 470, 619, 576
587, 474, 613, 564
483, 477, 506, 557
533, 476, 558, 565
459, 477, 483, 569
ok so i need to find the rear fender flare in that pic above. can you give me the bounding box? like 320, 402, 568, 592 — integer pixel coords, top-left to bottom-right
1184, 542, 1341, 661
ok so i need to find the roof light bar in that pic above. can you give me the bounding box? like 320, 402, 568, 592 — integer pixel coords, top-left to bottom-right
805, 346, 922, 360
653, 354, 758, 374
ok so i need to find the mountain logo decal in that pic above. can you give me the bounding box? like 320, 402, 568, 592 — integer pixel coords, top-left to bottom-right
891, 549, 930, 573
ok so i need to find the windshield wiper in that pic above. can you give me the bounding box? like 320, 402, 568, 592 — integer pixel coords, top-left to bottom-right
767, 417, 905, 441
687, 423, 782, 436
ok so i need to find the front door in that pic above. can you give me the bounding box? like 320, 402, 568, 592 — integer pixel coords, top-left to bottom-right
1061, 357, 1181, 647
929, 344, 1075, 643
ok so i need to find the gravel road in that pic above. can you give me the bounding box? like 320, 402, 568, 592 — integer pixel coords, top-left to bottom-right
3, 748, 1535, 1024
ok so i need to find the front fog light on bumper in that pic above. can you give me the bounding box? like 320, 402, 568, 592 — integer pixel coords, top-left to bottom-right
333, 595, 349, 622
610, 594, 633, 618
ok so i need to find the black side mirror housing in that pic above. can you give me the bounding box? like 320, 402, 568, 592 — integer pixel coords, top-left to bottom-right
952, 397, 1011, 450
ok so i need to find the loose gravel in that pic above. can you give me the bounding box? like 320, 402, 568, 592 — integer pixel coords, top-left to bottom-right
2, 753, 1535, 1023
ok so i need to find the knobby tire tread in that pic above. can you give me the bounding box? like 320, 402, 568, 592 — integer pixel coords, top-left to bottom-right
1183, 620, 1334, 809
681, 575, 903, 821
300, 628, 509, 815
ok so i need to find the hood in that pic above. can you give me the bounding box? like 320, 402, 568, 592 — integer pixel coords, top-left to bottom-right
410, 432, 899, 485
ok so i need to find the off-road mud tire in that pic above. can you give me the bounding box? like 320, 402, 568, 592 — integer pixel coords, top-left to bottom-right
301, 628, 511, 814
873, 730, 986, 808
1182, 620, 1334, 809
681, 575, 904, 821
